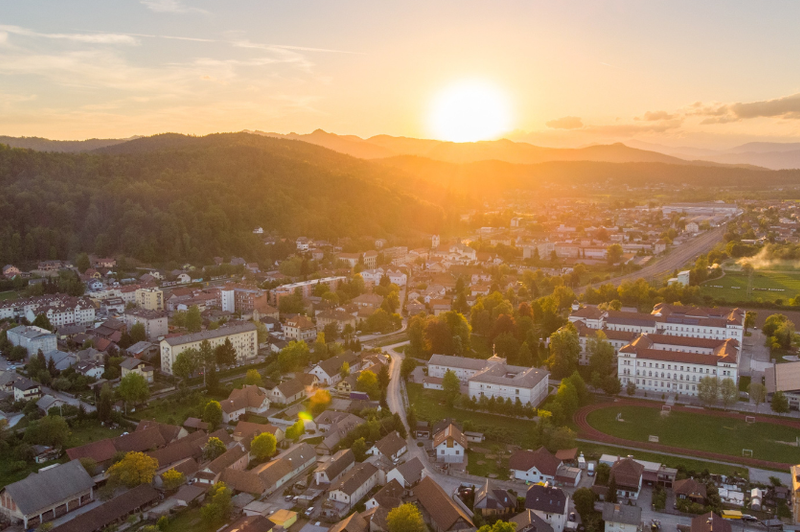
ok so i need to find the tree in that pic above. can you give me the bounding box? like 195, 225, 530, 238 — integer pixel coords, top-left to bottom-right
400, 358, 418, 381
477, 522, 517, 532
309, 389, 331, 416
386, 503, 426, 532
763, 314, 790, 337
697, 376, 720, 405
442, 369, 461, 407
251, 433, 277, 461
186, 305, 202, 333
406, 406, 417, 433
626, 380, 636, 396
719, 378, 738, 407
378, 364, 390, 391
107, 452, 158, 487
203, 401, 223, 431
203, 437, 227, 460
129, 323, 147, 344
200, 482, 232, 525
573, 487, 596, 517
173, 348, 199, 382
548, 325, 580, 379
162, 468, 185, 491
244, 369, 263, 386
285, 420, 305, 441
25, 415, 71, 447
588, 332, 616, 380
97, 383, 114, 422
341, 362, 350, 378
356, 370, 381, 400
749, 382, 767, 412
607, 244, 624, 265
278, 341, 311, 373
607, 474, 619, 503
744, 311, 757, 332
117, 373, 150, 411
32, 313, 53, 332
76, 252, 90, 273
772, 390, 790, 414
351, 437, 368, 461
215, 338, 237, 366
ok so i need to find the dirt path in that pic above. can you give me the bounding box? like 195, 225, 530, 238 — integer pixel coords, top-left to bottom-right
574, 398, 800, 470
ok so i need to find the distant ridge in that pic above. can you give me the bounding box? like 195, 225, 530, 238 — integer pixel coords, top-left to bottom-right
0, 135, 135, 153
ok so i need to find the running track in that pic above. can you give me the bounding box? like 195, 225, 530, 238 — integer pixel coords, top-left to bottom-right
574, 399, 800, 470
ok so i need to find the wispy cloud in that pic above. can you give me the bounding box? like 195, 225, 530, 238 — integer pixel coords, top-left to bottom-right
0, 24, 138, 45
139, 0, 208, 14
546, 116, 584, 130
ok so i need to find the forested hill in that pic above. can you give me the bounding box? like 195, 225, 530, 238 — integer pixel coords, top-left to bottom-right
0, 136, 131, 153
0, 133, 443, 265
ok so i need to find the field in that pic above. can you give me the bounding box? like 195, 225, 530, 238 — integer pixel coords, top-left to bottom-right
0, 291, 18, 301
585, 405, 800, 464
700, 270, 800, 303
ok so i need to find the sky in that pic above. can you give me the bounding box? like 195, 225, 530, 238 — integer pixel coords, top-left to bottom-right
4, 0, 800, 148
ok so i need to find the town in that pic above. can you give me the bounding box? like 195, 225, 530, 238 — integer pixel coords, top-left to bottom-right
1, 197, 800, 532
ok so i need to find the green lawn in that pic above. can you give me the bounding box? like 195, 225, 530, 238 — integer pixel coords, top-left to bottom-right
161, 507, 216, 532
467, 445, 511, 480
407, 383, 539, 447
66, 420, 125, 447
0, 457, 66, 489
586, 405, 800, 464
130, 393, 209, 426
577, 442, 749, 478
0, 291, 18, 301
701, 271, 800, 303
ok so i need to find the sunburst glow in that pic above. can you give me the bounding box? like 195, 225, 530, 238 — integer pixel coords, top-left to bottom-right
429, 80, 512, 142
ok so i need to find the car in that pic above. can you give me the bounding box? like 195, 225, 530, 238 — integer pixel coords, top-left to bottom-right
305, 507, 315, 516
569, 513, 577, 522
741, 515, 758, 522
285, 495, 293, 502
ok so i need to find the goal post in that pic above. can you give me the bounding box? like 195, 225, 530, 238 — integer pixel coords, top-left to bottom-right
745, 416, 755, 424
742, 449, 753, 457
662, 405, 671, 412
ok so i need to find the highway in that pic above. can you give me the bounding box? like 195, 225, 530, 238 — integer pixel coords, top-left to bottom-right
579, 225, 726, 293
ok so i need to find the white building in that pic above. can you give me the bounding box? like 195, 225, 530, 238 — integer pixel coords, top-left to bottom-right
509, 447, 562, 483
618, 333, 740, 396
220, 288, 235, 313
0, 295, 95, 328
122, 309, 168, 341
428, 354, 550, 407
160, 322, 258, 375
602, 503, 642, 532
525, 484, 569, 532
7, 326, 57, 356
433, 423, 468, 464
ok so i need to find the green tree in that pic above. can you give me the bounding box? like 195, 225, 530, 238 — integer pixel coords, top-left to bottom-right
400, 358, 418, 380
442, 369, 461, 407
378, 364, 391, 391
607, 475, 619, 503
129, 323, 147, 343
117, 372, 150, 411
607, 244, 624, 265
386, 503, 426, 532
749, 382, 767, 412
573, 487, 597, 517
215, 338, 237, 366
203, 401, 223, 431
244, 369, 263, 386
285, 420, 305, 441
75, 252, 90, 273
477, 522, 517, 532
97, 383, 114, 422
763, 314, 790, 337
32, 314, 53, 332
719, 378, 738, 407
548, 325, 580, 379
25, 415, 71, 447
200, 482, 232, 525
744, 311, 757, 332
772, 390, 790, 414
107, 452, 158, 487
251, 432, 277, 462
278, 341, 311, 373
356, 370, 381, 399
203, 437, 227, 460
186, 305, 202, 333
588, 331, 616, 380
351, 437, 368, 461
173, 348, 199, 382
341, 362, 351, 378
697, 376, 720, 405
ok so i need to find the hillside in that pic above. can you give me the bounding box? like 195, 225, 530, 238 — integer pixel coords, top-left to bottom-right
0, 136, 132, 153
0, 133, 444, 265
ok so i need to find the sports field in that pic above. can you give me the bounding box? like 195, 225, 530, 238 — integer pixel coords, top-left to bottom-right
701, 271, 800, 303
585, 405, 800, 464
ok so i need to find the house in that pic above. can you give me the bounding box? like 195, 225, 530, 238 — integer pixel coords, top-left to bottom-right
602, 502, 642, 532
525, 484, 569, 532
270, 378, 308, 406
7, 325, 57, 356
316, 414, 365, 455
352, 293, 383, 310
221, 443, 317, 497
314, 449, 355, 486
554, 464, 582, 487
0, 460, 94, 528
13, 377, 42, 401
49, 484, 158, 532
387, 456, 425, 488
221, 385, 272, 424
429, 299, 452, 316
220, 515, 277, 532
330, 511, 370, 532
368, 431, 407, 463
160, 323, 258, 375
75, 361, 104, 379
316, 309, 357, 334
123, 308, 168, 341
196, 443, 249, 485
511, 510, 555, 532
674, 478, 708, 505
120, 357, 154, 384
36, 395, 68, 416
127, 341, 158, 360
310, 352, 359, 386
433, 423, 468, 464
509, 447, 562, 483
609, 457, 645, 501
284, 315, 317, 342
691, 513, 731, 532
413, 476, 474, 532
2, 265, 20, 278
326, 462, 382, 516
233, 421, 284, 445
474, 479, 516, 516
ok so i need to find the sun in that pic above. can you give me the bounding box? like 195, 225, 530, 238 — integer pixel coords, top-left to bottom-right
429, 80, 512, 142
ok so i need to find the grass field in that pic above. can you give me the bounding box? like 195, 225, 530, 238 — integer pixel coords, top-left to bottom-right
0, 291, 18, 301
586, 405, 800, 464
701, 271, 800, 303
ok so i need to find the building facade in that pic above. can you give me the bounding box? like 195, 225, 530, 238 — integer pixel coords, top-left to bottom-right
160, 323, 258, 375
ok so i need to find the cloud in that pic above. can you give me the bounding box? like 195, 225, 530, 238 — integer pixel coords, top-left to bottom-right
140, 0, 208, 14
546, 116, 583, 129
730, 93, 800, 119
637, 110, 675, 121
0, 25, 138, 45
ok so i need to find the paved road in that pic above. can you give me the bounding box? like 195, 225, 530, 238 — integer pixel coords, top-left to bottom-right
579, 226, 726, 293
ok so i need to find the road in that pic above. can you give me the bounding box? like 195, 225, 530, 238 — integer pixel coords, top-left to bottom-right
579, 226, 726, 293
